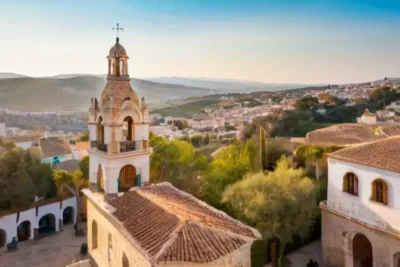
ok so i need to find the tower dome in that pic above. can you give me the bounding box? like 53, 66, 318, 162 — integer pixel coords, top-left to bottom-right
108, 38, 127, 58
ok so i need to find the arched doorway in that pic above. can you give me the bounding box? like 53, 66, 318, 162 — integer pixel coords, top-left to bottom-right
0, 229, 6, 247
38, 214, 56, 236
119, 165, 136, 192
97, 164, 104, 191
122, 252, 129, 267
97, 116, 104, 144
353, 233, 372, 267
63, 206, 74, 225
123, 116, 134, 141
17, 221, 31, 241
393, 252, 400, 267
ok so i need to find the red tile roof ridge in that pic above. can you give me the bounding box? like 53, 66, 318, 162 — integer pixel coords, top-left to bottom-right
152, 222, 185, 263
137, 182, 262, 239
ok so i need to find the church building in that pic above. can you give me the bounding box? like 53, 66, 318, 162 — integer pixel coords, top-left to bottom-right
321, 136, 400, 266
72, 35, 261, 267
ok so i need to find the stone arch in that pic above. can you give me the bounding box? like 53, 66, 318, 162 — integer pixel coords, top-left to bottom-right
394, 252, 400, 267
371, 178, 388, 205
92, 220, 98, 249
17, 220, 31, 241
345, 232, 373, 267
0, 229, 6, 247
97, 116, 104, 144
119, 165, 136, 192
122, 116, 134, 141
63, 206, 75, 225
120, 99, 142, 122
122, 252, 129, 267
97, 164, 105, 191
343, 172, 358, 196
38, 213, 56, 236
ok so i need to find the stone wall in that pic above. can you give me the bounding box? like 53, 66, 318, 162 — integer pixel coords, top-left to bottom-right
87, 199, 151, 267
321, 206, 400, 267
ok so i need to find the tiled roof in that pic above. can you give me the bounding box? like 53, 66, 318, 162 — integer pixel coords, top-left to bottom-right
329, 136, 400, 173
108, 183, 259, 264
39, 139, 72, 158
306, 123, 400, 146
53, 159, 80, 172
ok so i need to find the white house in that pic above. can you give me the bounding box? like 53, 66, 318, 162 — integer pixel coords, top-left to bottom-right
321, 136, 400, 267
0, 196, 76, 250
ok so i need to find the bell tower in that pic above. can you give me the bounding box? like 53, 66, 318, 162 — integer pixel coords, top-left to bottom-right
87, 31, 151, 199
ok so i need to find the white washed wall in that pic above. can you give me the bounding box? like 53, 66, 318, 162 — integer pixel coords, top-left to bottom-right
0, 196, 76, 249
327, 158, 400, 231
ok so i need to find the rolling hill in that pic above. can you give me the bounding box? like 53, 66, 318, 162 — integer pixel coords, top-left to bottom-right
0, 75, 217, 112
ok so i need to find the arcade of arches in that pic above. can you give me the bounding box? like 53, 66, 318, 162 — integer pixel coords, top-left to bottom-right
119, 165, 136, 192
63, 206, 74, 225
38, 214, 56, 235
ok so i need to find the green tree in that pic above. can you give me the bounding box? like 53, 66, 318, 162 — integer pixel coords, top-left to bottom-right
295, 96, 319, 111
203, 134, 210, 145
53, 169, 88, 224
200, 140, 256, 210
79, 156, 89, 178
190, 135, 203, 148
0, 148, 36, 210
222, 156, 318, 266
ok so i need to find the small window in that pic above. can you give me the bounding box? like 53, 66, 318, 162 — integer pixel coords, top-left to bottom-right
122, 252, 129, 267
92, 220, 98, 249
108, 233, 113, 261
343, 173, 358, 196
371, 179, 388, 205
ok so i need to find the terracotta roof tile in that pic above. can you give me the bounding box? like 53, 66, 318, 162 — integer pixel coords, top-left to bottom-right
306, 123, 400, 146
329, 136, 400, 173
108, 183, 259, 264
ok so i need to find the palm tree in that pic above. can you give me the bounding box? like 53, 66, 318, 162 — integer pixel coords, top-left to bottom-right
53, 169, 88, 228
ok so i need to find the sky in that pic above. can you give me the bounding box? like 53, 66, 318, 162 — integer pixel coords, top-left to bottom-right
0, 0, 400, 84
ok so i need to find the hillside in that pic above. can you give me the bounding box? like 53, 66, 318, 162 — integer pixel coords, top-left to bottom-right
0, 73, 29, 79
147, 77, 311, 92
0, 76, 216, 112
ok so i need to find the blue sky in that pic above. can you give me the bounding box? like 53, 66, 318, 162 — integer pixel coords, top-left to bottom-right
0, 0, 399, 83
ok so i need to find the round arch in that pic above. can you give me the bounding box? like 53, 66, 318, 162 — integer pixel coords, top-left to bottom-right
0, 229, 6, 247
63, 206, 75, 225
97, 116, 104, 144
122, 252, 130, 267
92, 220, 98, 250
343, 172, 358, 196
122, 116, 134, 141
17, 221, 31, 242
38, 213, 56, 236
119, 165, 136, 192
371, 178, 388, 205
345, 232, 373, 267
97, 164, 105, 191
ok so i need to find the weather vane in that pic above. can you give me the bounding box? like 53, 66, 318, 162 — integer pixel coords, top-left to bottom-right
112, 23, 124, 38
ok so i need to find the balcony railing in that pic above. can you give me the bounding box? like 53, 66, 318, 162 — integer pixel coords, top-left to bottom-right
90, 140, 149, 155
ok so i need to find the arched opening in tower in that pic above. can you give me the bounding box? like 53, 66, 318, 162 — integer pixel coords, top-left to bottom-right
123, 116, 134, 141
119, 165, 136, 192
97, 116, 104, 144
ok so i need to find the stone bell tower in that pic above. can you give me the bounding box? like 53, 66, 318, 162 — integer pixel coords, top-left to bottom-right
87, 35, 151, 198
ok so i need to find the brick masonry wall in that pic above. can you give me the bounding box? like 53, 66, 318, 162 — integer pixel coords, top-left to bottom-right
321, 208, 400, 267
87, 200, 151, 267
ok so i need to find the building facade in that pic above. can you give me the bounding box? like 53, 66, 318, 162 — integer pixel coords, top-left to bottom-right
321, 137, 400, 267
87, 37, 151, 198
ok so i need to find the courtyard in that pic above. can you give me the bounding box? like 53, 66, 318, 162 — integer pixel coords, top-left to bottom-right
0, 224, 87, 267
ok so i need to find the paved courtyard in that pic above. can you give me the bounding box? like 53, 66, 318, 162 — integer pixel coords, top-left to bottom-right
0, 224, 87, 267
265, 240, 322, 267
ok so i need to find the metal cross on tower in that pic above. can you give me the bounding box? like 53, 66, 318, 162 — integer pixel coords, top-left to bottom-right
112, 23, 124, 38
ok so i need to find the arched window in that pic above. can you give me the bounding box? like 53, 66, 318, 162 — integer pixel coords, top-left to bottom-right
119, 165, 136, 192
92, 220, 98, 249
122, 116, 134, 141
108, 233, 113, 261
343, 173, 358, 196
97, 117, 104, 144
122, 252, 129, 267
371, 179, 388, 205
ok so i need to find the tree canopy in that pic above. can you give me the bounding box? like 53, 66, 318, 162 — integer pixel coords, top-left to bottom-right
222, 156, 318, 257
295, 96, 319, 111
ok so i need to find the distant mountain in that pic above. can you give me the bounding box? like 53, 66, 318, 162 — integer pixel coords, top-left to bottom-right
0, 73, 29, 79
0, 75, 216, 112
147, 77, 308, 92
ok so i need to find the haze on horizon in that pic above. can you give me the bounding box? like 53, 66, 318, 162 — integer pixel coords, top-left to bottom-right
1, 0, 400, 84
